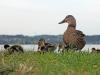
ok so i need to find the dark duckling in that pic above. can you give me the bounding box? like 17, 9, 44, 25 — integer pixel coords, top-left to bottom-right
92, 48, 100, 53
4, 44, 24, 54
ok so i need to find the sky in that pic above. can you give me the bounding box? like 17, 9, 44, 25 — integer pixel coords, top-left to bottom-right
0, 0, 100, 36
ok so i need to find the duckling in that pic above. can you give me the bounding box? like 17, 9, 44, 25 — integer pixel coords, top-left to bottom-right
59, 15, 86, 50
38, 38, 56, 52
38, 38, 46, 51
4, 44, 24, 54
58, 42, 65, 53
92, 48, 100, 53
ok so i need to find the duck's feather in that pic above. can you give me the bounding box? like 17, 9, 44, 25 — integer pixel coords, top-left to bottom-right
63, 30, 86, 50
75, 30, 85, 37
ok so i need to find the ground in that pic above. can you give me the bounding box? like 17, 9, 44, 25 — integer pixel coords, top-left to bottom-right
0, 51, 100, 75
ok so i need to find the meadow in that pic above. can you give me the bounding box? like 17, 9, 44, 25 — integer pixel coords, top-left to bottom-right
0, 51, 100, 75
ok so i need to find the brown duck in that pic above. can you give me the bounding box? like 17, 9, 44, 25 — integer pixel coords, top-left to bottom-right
59, 15, 86, 50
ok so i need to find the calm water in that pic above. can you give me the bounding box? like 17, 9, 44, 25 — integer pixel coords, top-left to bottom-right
0, 44, 100, 52
0, 44, 37, 51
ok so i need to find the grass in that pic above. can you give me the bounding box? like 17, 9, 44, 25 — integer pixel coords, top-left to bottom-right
0, 51, 100, 75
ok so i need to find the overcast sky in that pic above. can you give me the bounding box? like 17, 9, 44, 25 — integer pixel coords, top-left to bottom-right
0, 0, 100, 36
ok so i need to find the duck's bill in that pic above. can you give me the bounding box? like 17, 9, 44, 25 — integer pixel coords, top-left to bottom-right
58, 20, 65, 24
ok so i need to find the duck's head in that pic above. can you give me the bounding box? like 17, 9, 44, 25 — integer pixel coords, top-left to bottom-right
59, 15, 76, 25
4, 44, 10, 49
92, 48, 96, 50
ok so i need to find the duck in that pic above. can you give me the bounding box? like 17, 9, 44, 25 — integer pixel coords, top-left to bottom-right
4, 44, 24, 54
58, 42, 65, 53
38, 38, 46, 51
58, 15, 86, 50
92, 48, 100, 53
38, 38, 56, 52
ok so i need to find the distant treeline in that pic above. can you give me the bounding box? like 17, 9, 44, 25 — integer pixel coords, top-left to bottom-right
0, 35, 100, 44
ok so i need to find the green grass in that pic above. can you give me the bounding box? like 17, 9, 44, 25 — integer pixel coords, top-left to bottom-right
0, 51, 100, 75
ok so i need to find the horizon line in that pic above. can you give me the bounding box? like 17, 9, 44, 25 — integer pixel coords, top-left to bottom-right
0, 34, 100, 36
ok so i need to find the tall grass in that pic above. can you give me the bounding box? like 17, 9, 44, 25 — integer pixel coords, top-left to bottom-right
0, 51, 100, 75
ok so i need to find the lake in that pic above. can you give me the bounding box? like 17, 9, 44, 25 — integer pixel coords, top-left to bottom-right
0, 44, 100, 52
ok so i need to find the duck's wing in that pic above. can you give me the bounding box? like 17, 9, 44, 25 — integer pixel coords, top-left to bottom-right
70, 30, 86, 49
72, 30, 86, 42
75, 30, 85, 37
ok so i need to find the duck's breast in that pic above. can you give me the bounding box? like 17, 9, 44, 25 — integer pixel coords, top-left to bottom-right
64, 30, 86, 49
63, 30, 75, 44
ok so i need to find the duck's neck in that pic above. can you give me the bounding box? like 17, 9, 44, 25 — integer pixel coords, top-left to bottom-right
67, 24, 76, 32
67, 18, 76, 30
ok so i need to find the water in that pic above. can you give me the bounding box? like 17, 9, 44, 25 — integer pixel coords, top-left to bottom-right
0, 44, 100, 52
82, 44, 100, 52
0, 44, 38, 51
